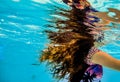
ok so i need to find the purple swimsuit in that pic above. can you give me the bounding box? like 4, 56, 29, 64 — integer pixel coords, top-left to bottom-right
82, 47, 103, 82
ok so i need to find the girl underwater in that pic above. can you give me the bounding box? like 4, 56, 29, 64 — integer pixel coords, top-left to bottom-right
40, 0, 120, 82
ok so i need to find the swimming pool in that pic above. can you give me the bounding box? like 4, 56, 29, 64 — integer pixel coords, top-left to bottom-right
0, 0, 120, 82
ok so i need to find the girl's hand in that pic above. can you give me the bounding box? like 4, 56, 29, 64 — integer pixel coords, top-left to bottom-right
92, 51, 120, 71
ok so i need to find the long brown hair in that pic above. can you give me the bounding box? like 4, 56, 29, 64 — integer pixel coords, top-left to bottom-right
40, 4, 95, 82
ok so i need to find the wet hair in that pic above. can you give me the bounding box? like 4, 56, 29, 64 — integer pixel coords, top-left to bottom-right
40, 3, 96, 82
62, 0, 82, 4
62, 0, 69, 4
73, 0, 80, 3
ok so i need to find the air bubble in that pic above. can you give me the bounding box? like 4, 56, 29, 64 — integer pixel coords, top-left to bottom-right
1, 19, 4, 22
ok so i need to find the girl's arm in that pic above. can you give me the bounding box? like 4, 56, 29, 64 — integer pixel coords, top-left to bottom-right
92, 51, 120, 71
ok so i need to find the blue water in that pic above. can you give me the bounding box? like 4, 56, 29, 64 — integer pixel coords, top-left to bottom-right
0, 0, 120, 82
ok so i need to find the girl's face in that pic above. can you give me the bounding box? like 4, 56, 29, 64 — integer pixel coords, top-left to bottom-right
63, 0, 90, 9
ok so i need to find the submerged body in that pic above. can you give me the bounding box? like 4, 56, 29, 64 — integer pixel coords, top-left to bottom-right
40, 0, 120, 82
